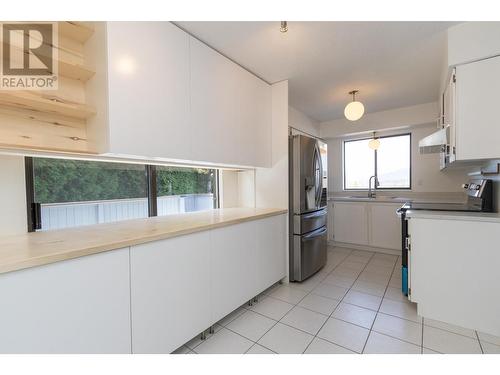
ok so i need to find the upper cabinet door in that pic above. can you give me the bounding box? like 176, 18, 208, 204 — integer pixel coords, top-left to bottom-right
455, 56, 500, 161
189, 37, 271, 167
106, 22, 191, 160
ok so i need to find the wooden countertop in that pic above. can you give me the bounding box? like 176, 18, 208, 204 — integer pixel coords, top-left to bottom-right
0, 207, 287, 275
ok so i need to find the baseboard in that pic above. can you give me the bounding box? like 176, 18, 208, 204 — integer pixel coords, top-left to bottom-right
328, 240, 400, 256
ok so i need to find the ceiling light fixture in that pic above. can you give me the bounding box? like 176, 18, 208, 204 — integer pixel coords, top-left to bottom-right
280, 21, 288, 33
368, 132, 380, 150
344, 90, 365, 121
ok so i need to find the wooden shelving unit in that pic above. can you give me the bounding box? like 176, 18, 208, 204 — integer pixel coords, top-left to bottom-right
0, 21, 101, 154
0, 92, 96, 120
59, 22, 94, 43
58, 60, 95, 82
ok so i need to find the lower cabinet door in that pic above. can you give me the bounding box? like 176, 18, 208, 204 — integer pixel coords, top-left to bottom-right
369, 203, 401, 250
0, 248, 131, 353
210, 221, 257, 323
255, 214, 287, 292
333, 202, 368, 245
130, 232, 211, 353
409, 218, 500, 336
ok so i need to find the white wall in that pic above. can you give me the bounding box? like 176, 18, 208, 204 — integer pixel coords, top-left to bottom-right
255, 81, 289, 209
320, 102, 438, 139
323, 102, 469, 194
448, 22, 500, 67
220, 169, 255, 208
0, 155, 27, 236
288, 106, 320, 137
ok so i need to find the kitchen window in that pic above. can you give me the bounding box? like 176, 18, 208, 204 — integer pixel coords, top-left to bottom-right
343, 134, 411, 190
25, 157, 218, 232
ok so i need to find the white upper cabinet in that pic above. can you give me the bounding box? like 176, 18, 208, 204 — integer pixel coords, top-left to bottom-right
189, 36, 271, 167
104, 22, 271, 167
106, 22, 191, 160
455, 56, 500, 161
442, 70, 456, 163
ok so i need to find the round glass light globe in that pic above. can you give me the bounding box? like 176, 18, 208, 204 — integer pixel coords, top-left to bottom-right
368, 138, 380, 150
344, 101, 365, 121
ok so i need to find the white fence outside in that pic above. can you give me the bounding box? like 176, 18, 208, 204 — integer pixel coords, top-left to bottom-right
40, 194, 214, 231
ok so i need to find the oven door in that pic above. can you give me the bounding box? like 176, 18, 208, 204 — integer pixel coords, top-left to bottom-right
292, 226, 327, 282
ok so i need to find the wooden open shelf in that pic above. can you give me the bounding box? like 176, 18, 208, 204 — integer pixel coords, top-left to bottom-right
0, 92, 96, 120
59, 22, 94, 43
58, 60, 95, 82
0, 21, 101, 154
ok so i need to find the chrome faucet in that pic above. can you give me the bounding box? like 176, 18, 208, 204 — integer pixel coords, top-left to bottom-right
368, 175, 379, 198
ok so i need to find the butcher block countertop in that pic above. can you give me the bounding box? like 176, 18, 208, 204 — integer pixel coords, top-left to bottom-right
0, 207, 287, 275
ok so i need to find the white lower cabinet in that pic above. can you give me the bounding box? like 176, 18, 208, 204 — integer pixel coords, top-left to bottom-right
255, 215, 287, 293
332, 201, 401, 250
210, 221, 257, 322
129, 213, 286, 353
369, 203, 401, 250
332, 201, 368, 245
130, 232, 211, 354
0, 214, 286, 353
0, 249, 131, 353
409, 217, 500, 336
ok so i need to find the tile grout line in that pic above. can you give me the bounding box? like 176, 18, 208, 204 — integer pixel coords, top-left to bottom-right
191, 248, 406, 354
302, 250, 377, 354
361, 255, 399, 354
475, 330, 484, 354
300, 249, 357, 353
421, 319, 424, 354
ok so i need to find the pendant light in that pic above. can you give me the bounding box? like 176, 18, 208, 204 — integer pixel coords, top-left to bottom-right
368, 132, 380, 150
280, 21, 288, 33
344, 90, 365, 121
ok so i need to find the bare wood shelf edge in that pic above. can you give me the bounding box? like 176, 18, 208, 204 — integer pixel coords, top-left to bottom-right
59, 22, 95, 43
59, 60, 96, 82
0, 92, 96, 120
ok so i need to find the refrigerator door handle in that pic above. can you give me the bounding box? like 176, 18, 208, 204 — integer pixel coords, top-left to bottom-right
302, 227, 327, 241
313, 143, 323, 208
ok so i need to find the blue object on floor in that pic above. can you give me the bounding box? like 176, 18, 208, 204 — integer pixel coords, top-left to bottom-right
402, 266, 408, 296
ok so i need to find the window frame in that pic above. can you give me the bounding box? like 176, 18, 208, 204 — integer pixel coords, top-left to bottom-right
343, 133, 412, 191
25, 157, 220, 232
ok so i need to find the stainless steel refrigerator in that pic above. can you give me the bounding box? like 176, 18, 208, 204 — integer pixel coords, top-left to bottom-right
289, 134, 328, 282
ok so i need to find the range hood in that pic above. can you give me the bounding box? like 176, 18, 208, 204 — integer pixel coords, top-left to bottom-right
418, 127, 448, 154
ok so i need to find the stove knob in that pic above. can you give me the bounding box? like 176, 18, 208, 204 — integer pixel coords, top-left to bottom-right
476, 185, 481, 190
462, 184, 469, 189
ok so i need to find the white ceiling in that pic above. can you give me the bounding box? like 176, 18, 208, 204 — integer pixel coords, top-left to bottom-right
176, 21, 455, 122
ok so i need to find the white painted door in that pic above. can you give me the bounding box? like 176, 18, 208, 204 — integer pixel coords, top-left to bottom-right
409, 217, 500, 336
106, 22, 191, 160
189, 36, 271, 167
455, 55, 500, 160
130, 232, 211, 353
369, 203, 401, 250
255, 214, 287, 292
332, 202, 368, 245
0, 249, 131, 353
210, 221, 257, 322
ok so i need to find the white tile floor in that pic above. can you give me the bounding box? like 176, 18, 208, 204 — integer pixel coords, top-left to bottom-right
173, 246, 500, 354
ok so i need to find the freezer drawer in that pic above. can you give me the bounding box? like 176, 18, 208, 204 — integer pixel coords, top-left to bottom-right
291, 226, 327, 282
293, 208, 327, 235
